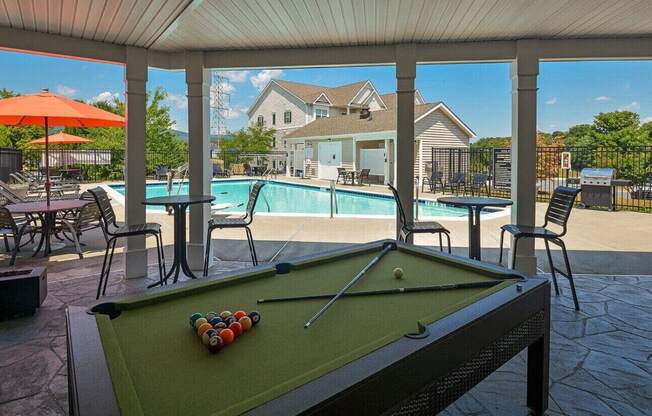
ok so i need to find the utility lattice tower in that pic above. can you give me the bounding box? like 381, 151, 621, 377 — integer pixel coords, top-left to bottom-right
210, 70, 231, 150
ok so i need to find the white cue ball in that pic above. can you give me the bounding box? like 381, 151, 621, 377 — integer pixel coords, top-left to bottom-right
393, 267, 404, 279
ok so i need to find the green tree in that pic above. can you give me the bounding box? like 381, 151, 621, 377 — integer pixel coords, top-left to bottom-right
220, 125, 275, 166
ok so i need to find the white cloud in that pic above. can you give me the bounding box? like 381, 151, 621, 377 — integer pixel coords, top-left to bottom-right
594, 96, 610, 101
545, 97, 557, 105
90, 91, 119, 103
218, 81, 235, 94
221, 71, 249, 83
222, 109, 241, 120
163, 93, 188, 109
56, 85, 77, 97
250, 70, 283, 90
642, 116, 652, 124
618, 101, 640, 111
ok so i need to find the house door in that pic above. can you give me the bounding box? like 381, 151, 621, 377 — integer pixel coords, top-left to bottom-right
317, 142, 342, 180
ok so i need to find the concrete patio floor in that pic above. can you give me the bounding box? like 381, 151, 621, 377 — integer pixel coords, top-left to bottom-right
1, 242, 652, 416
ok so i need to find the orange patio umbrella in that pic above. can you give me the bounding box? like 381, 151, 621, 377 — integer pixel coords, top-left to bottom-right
0, 88, 125, 205
29, 132, 93, 146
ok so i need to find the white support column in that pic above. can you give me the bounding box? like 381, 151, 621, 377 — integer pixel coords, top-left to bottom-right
185, 52, 212, 271
395, 44, 416, 241
352, 138, 356, 171
123, 47, 148, 279
510, 41, 539, 274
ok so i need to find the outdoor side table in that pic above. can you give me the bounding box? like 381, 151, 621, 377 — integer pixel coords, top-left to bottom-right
437, 196, 513, 261
143, 195, 215, 285
7, 199, 90, 257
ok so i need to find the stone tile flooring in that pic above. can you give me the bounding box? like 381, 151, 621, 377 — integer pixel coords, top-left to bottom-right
1, 251, 651, 416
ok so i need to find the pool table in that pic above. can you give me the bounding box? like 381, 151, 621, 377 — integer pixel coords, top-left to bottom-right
66, 240, 550, 416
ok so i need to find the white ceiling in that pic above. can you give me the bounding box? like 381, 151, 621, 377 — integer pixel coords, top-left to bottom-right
1, 0, 651, 52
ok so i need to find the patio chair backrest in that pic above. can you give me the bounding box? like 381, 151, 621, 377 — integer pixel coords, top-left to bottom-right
360, 169, 370, 177
472, 173, 488, 185
75, 199, 102, 230
543, 186, 581, 235
388, 183, 408, 226
0, 207, 17, 233
451, 172, 465, 184
245, 182, 266, 221
87, 187, 117, 229
431, 171, 443, 181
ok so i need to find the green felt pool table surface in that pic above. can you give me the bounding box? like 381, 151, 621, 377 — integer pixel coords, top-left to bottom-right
93, 243, 522, 416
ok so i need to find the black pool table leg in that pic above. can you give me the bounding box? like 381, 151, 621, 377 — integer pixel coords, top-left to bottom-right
527, 297, 550, 415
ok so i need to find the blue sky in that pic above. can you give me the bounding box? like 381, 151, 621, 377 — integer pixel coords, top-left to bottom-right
1, 49, 650, 138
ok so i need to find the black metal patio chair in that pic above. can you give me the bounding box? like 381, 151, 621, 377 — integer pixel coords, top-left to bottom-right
203, 181, 266, 276
422, 171, 445, 193
154, 165, 168, 180
213, 164, 231, 178
87, 187, 165, 299
0, 207, 37, 266
446, 172, 466, 195
469, 173, 490, 196
499, 186, 581, 310
336, 167, 348, 184
55, 196, 103, 259
388, 184, 451, 252
354, 168, 371, 186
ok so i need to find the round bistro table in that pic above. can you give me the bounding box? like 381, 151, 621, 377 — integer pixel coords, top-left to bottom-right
7, 199, 91, 257
143, 195, 215, 285
437, 196, 513, 261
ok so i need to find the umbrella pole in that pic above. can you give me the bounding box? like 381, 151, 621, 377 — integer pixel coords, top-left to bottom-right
44, 117, 50, 206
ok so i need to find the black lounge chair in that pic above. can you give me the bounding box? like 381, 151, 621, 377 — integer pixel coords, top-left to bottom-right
388, 184, 451, 252
446, 172, 466, 195
203, 182, 266, 275
422, 171, 444, 193
154, 166, 168, 180
87, 187, 165, 299
499, 186, 581, 310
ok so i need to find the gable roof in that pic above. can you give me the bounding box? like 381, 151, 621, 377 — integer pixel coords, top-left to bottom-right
285, 101, 475, 139
285, 102, 439, 139
379, 90, 425, 110
275, 79, 370, 108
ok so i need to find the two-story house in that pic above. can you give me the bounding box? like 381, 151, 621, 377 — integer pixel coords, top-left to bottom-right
247, 79, 474, 182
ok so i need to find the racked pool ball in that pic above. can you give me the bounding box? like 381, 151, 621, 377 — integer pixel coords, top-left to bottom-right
239, 316, 253, 332
205, 311, 219, 321
189, 313, 203, 328
248, 311, 261, 326
208, 317, 224, 327
219, 311, 233, 320
393, 267, 404, 279
229, 321, 243, 338
207, 336, 224, 353
233, 310, 247, 321
223, 316, 236, 326
202, 329, 217, 345
197, 322, 213, 338
194, 317, 208, 329
213, 321, 227, 331
220, 328, 235, 345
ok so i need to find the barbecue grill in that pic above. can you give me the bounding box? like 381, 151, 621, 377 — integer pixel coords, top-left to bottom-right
571, 168, 630, 211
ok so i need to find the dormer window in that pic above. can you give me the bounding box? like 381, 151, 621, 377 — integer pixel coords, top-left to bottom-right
315, 108, 328, 119
257, 115, 264, 126
284, 110, 292, 124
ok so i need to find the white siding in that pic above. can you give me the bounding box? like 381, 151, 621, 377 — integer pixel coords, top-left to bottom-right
249, 84, 309, 150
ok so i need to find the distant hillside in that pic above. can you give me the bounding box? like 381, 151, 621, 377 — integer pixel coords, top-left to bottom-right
172, 129, 231, 144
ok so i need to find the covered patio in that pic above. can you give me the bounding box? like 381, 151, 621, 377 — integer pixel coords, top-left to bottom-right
1, 1, 651, 415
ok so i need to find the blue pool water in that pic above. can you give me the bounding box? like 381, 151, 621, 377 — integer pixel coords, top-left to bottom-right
109, 180, 479, 217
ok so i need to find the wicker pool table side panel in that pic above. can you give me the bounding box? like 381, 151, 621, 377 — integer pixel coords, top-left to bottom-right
386, 310, 546, 416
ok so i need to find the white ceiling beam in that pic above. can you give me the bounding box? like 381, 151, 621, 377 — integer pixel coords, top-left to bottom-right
0, 26, 126, 64
537, 38, 652, 60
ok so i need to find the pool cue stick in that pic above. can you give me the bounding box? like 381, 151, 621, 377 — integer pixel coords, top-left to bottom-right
258, 280, 505, 304
303, 243, 395, 328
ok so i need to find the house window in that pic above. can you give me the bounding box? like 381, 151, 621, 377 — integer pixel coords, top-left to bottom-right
272, 112, 276, 125
315, 108, 328, 118
284, 110, 292, 124
272, 137, 276, 148
257, 115, 264, 126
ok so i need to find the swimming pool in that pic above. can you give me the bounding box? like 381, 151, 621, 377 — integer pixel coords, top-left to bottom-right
108, 180, 501, 218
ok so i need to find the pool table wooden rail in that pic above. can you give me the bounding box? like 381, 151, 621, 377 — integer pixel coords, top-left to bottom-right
66, 240, 550, 416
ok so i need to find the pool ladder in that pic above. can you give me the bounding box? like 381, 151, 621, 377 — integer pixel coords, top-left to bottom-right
330, 180, 338, 218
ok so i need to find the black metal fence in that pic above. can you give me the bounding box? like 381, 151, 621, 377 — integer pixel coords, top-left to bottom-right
0, 148, 22, 182
430, 146, 652, 212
